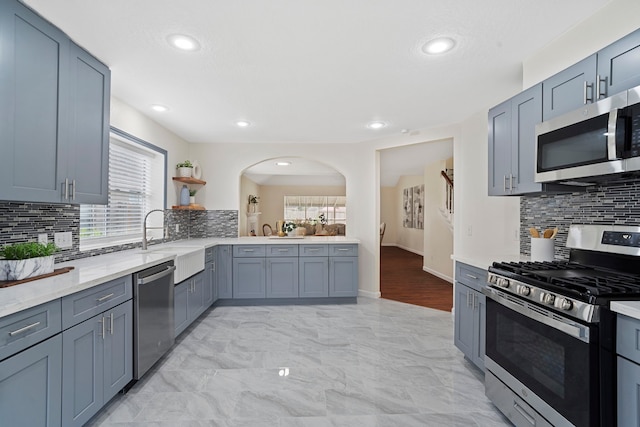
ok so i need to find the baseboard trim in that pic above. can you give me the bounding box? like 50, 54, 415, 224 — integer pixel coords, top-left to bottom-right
358, 289, 381, 298
394, 244, 424, 256
422, 266, 453, 284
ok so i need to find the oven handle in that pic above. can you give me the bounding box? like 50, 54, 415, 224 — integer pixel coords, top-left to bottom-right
482, 287, 591, 344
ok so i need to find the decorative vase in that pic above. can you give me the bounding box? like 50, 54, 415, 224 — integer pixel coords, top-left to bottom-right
180, 185, 190, 206
177, 167, 192, 178
189, 196, 196, 205
0, 255, 55, 281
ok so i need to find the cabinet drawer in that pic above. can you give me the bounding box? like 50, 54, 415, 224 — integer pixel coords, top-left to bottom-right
233, 245, 266, 257
61, 275, 132, 329
617, 314, 640, 364
266, 245, 299, 257
205, 247, 214, 263
299, 245, 329, 257
0, 299, 62, 362
329, 244, 358, 257
455, 262, 487, 293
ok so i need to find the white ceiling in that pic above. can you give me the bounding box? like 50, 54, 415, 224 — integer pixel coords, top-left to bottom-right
380, 138, 453, 186
24, 0, 610, 146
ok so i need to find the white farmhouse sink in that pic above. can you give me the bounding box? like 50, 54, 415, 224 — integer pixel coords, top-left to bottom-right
142, 246, 205, 283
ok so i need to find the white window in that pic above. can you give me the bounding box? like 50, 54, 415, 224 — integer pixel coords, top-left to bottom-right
284, 196, 346, 224
80, 129, 166, 250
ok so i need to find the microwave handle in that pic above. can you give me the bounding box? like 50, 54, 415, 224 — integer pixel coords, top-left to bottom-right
607, 109, 625, 160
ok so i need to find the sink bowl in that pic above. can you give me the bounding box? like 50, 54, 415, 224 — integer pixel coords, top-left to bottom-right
140, 245, 204, 283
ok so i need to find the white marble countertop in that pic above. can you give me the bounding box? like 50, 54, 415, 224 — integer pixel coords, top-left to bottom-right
0, 236, 359, 319
611, 301, 640, 320
451, 253, 530, 271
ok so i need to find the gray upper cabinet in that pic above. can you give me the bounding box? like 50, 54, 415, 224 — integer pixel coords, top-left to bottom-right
488, 84, 542, 196
542, 55, 597, 121
542, 28, 640, 121
0, 0, 110, 204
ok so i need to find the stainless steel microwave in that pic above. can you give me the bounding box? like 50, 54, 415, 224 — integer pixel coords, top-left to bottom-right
535, 85, 640, 184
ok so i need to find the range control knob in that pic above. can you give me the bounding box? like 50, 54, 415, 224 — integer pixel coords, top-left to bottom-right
542, 293, 555, 305
496, 277, 510, 288
517, 285, 531, 296
559, 298, 573, 311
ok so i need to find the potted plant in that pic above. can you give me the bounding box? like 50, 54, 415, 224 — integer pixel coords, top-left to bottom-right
283, 221, 297, 235
189, 188, 197, 205
0, 242, 58, 281
176, 160, 193, 178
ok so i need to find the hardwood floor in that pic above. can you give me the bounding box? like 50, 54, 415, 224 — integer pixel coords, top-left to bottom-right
380, 246, 453, 312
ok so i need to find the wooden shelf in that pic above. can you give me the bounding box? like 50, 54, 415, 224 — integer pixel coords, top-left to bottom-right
172, 205, 206, 210
172, 177, 206, 185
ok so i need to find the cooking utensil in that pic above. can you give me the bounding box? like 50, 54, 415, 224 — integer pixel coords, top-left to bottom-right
543, 228, 554, 238
529, 227, 539, 238
550, 227, 558, 239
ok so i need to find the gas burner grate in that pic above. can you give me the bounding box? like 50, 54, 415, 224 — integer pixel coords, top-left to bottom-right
549, 274, 640, 296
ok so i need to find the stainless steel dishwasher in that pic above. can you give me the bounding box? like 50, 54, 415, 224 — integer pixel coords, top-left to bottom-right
133, 261, 176, 380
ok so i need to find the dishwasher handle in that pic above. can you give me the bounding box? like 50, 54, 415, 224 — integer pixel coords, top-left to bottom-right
137, 265, 176, 285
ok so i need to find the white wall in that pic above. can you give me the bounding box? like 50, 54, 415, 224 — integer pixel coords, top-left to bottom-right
110, 97, 191, 208
423, 158, 454, 282
523, 0, 640, 88
239, 175, 262, 236
380, 187, 397, 244
394, 175, 425, 255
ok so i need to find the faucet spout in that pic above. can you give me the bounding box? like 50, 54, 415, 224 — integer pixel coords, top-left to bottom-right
142, 209, 166, 250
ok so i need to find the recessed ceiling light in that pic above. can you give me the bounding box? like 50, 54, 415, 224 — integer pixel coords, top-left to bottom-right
276, 162, 291, 166
236, 120, 251, 127
150, 104, 168, 112
368, 121, 387, 130
167, 34, 201, 51
422, 37, 456, 55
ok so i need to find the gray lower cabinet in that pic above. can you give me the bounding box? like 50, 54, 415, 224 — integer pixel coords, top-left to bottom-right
216, 245, 233, 299
0, 334, 62, 427
453, 262, 487, 371
233, 258, 266, 298
266, 257, 299, 298
617, 313, 640, 426
329, 256, 358, 297
299, 257, 329, 297
174, 271, 206, 337
0, 0, 110, 204
62, 300, 132, 427
205, 259, 215, 307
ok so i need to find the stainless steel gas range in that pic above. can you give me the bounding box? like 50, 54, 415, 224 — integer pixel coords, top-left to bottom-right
484, 224, 640, 427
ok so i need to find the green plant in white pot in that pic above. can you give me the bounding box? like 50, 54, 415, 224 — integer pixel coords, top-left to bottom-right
0, 242, 58, 281
176, 160, 193, 178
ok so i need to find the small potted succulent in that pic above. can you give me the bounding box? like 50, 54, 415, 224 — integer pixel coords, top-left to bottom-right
0, 242, 58, 281
189, 188, 197, 205
176, 160, 193, 177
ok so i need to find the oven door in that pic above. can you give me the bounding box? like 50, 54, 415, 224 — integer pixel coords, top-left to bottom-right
535, 90, 627, 183
484, 289, 599, 427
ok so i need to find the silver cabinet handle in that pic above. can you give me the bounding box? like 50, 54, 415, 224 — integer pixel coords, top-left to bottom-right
509, 174, 515, 190
110, 312, 114, 335
308, 248, 320, 252
337, 248, 350, 252
513, 402, 536, 426
100, 317, 105, 340
138, 265, 176, 285
596, 74, 607, 99
278, 249, 288, 252
465, 274, 478, 280
584, 80, 594, 104
473, 293, 478, 309
64, 178, 69, 200
97, 293, 114, 302
466, 290, 472, 308
71, 179, 76, 200
244, 249, 254, 252
9, 321, 41, 336
503, 175, 508, 192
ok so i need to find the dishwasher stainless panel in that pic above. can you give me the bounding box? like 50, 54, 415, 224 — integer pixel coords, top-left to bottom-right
133, 261, 175, 380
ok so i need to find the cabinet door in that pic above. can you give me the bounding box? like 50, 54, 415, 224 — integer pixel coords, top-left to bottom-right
266, 257, 298, 298
511, 84, 543, 195
188, 272, 205, 319
204, 261, 214, 307
617, 356, 640, 427
62, 313, 105, 427
597, 28, 640, 98
217, 245, 233, 299
66, 42, 110, 204
174, 281, 189, 337
329, 257, 358, 297
299, 257, 329, 298
487, 99, 512, 196
542, 54, 596, 121
0, 335, 62, 427
103, 301, 133, 403
473, 291, 486, 371
0, 0, 69, 203
454, 283, 474, 359
233, 258, 266, 299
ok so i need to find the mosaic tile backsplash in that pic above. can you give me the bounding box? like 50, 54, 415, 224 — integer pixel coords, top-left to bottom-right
521, 179, 640, 260
0, 202, 238, 263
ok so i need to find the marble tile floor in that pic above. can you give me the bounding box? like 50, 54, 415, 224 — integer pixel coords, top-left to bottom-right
88, 298, 511, 427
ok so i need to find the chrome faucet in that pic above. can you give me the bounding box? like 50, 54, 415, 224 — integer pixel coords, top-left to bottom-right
142, 209, 166, 250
